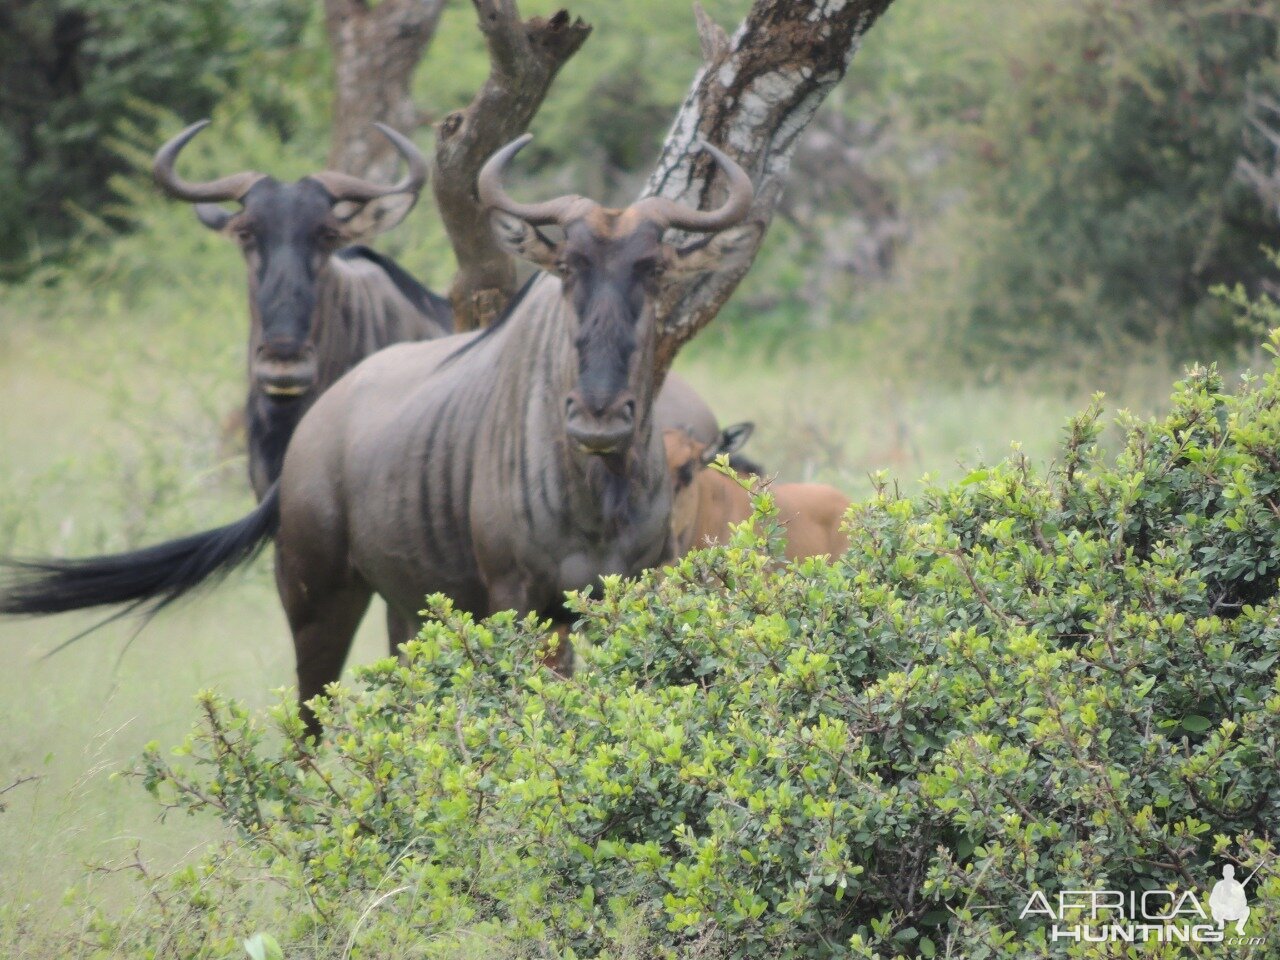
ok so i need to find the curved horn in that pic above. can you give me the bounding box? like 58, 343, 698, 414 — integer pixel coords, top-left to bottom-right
152, 120, 264, 203
634, 140, 754, 233
477, 134, 591, 226
308, 123, 428, 203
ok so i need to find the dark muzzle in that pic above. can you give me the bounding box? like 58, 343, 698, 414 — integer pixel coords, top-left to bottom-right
253, 344, 318, 400
565, 390, 636, 455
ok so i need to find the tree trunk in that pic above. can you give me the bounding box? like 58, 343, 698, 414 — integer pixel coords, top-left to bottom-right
433, 1, 591, 331
645, 0, 899, 379
324, 0, 447, 180
1238, 89, 1280, 221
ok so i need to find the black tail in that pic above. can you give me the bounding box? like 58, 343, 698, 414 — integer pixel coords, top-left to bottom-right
0, 485, 280, 623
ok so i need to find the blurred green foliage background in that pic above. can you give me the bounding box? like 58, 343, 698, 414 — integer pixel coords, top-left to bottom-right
3, 0, 1277, 363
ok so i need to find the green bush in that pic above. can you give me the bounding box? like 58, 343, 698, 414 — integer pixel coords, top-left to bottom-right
76, 331, 1280, 957
928, 0, 1277, 359
805, 0, 1280, 368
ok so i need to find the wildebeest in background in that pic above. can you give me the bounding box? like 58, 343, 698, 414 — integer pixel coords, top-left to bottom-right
153, 120, 454, 499
664, 423, 852, 560
0, 135, 754, 732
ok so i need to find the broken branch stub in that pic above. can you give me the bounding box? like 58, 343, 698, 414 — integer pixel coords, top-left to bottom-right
645, 0, 898, 378
434, 1, 591, 331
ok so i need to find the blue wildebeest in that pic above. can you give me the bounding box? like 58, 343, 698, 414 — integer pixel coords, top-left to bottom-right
1, 135, 753, 732
153, 120, 454, 498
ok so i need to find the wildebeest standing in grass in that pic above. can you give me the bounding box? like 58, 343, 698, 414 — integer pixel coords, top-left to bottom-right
664, 423, 851, 560
0, 135, 754, 732
153, 120, 454, 499
280, 134, 754, 699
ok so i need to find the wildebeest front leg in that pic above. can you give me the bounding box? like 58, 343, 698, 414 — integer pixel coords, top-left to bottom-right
486, 575, 574, 676
385, 606, 418, 657
547, 624, 575, 676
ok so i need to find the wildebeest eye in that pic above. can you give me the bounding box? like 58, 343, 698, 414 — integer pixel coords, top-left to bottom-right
233, 225, 257, 247
317, 225, 342, 246
634, 257, 664, 277
675, 462, 695, 489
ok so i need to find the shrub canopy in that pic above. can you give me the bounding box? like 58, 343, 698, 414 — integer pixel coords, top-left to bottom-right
93, 326, 1280, 959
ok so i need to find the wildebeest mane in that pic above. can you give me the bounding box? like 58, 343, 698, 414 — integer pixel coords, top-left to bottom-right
441, 271, 541, 366
336, 246, 452, 326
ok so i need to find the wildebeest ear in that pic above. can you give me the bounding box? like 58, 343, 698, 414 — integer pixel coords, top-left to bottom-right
490, 211, 562, 272
667, 223, 761, 277
702, 421, 754, 465
194, 204, 235, 232
335, 193, 417, 244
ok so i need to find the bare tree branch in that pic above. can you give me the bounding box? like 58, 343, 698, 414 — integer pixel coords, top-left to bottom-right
433, 1, 591, 331
644, 0, 899, 379
0, 774, 38, 812
324, 0, 448, 180
693, 2, 729, 63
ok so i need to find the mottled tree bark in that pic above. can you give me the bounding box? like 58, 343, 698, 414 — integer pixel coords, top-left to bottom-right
433, 0, 590, 331
646, 0, 899, 379
324, 0, 447, 180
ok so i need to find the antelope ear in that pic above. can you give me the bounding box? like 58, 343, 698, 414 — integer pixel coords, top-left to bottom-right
702, 421, 755, 465
667, 223, 761, 277
194, 204, 235, 232
490, 211, 562, 272
335, 193, 418, 244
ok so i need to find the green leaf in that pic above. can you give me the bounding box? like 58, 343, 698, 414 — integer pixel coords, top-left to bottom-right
1182, 715, 1212, 733
243, 933, 282, 960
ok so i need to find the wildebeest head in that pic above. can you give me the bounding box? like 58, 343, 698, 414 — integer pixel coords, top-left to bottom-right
664, 421, 754, 551
152, 120, 427, 401
479, 135, 754, 457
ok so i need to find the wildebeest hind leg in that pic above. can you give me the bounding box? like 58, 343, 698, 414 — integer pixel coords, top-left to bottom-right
278, 564, 373, 737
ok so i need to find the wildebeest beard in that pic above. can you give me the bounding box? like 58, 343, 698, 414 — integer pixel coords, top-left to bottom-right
249, 393, 308, 494
583, 446, 641, 535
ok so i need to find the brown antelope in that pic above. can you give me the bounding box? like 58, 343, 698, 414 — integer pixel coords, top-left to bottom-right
1, 135, 755, 733
153, 120, 454, 499
665, 423, 851, 561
